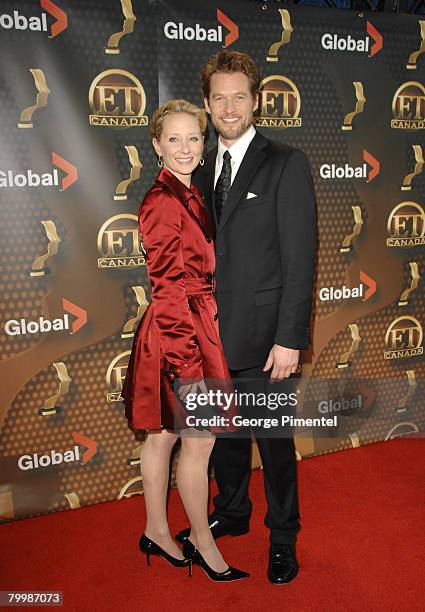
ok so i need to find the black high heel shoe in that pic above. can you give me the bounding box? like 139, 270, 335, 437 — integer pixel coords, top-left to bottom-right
182, 539, 250, 582
139, 534, 189, 567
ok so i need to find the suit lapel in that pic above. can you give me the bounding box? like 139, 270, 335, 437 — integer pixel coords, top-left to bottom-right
217, 133, 268, 234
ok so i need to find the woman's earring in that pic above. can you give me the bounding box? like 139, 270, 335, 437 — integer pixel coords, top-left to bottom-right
157, 155, 163, 168
199, 157, 205, 167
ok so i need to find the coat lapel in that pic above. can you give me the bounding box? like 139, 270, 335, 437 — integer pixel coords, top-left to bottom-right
217, 132, 268, 234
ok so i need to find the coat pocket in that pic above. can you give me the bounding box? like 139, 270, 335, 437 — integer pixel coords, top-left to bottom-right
254, 286, 282, 307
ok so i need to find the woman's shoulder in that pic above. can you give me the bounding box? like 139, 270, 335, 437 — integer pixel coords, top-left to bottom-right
138, 180, 181, 221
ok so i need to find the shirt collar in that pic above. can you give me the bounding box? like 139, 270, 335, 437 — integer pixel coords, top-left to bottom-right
217, 124, 256, 163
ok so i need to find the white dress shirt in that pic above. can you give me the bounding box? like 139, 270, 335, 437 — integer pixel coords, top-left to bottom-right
214, 124, 256, 188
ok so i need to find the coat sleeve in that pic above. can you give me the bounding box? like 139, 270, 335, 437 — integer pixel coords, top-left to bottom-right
139, 189, 203, 381
274, 149, 317, 350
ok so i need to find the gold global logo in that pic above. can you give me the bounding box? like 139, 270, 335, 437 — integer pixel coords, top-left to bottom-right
89, 69, 148, 128
391, 81, 425, 130
106, 351, 131, 402
386, 201, 425, 247
384, 316, 423, 360
254, 75, 301, 129
97, 213, 146, 268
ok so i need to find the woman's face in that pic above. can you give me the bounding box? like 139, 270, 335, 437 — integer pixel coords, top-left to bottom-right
153, 112, 203, 185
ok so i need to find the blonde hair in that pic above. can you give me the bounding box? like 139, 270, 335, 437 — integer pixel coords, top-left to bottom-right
150, 99, 207, 140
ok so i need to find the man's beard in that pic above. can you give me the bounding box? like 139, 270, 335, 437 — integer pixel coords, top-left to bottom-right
211, 114, 253, 142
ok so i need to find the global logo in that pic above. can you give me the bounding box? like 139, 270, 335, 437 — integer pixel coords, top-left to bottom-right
0, 1, 68, 38
163, 9, 238, 47
4, 298, 87, 336
0, 153, 77, 191
17, 432, 97, 471
319, 150, 380, 182
319, 271, 376, 302
321, 21, 383, 57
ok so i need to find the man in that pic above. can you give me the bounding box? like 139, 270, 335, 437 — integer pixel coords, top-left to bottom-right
176, 50, 316, 584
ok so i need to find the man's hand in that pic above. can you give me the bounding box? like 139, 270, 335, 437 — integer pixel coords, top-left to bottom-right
263, 344, 299, 383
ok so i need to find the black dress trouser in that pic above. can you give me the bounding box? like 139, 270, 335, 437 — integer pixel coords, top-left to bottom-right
211, 366, 300, 545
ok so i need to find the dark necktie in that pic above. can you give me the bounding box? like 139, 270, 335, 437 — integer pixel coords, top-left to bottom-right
214, 150, 232, 224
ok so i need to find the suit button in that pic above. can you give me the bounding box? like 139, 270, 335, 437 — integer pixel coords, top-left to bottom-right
214, 313, 218, 320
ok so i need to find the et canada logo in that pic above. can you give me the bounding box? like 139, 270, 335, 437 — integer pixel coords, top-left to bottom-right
4, 298, 87, 337
320, 150, 380, 182
0, 1, 67, 38
17, 432, 97, 471
255, 75, 301, 129
319, 271, 376, 302
391, 81, 425, 130
321, 21, 383, 57
384, 315, 423, 359
106, 351, 130, 402
386, 201, 425, 247
163, 9, 238, 47
97, 214, 146, 269
89, 69, 148, 128
0, 153, 77, 191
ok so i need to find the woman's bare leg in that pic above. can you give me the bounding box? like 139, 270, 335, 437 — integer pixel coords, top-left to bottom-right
142, 429, 183, 559
177, 433, 228, 572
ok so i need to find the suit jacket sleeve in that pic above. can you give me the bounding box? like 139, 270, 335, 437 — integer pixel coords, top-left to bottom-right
274, 149, 316, 350
139, 190, 204, 380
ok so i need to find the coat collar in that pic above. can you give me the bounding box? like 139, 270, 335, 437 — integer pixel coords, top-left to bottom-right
155, 167, 213, 238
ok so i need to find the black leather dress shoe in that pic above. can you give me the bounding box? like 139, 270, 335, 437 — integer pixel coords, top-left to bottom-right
175, 514, 249, 544
267, 543, 299, 584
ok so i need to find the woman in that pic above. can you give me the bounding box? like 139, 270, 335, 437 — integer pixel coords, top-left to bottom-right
122, 99, 248, 582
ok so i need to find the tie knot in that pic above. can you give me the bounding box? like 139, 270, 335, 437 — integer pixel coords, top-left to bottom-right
223, 150, 231, 163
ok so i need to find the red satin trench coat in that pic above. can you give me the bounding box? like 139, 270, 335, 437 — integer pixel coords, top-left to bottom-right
122, 168, 233, 431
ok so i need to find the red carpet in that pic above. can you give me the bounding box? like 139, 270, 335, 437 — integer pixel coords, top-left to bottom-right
1, 438, 424, 612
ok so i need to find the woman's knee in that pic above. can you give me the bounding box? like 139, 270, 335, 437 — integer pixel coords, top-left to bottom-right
180, 435, 215, 459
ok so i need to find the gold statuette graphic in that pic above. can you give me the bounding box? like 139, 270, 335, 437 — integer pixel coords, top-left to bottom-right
114, 146, 142, 200
339, 205, 363, 253
29, 220, 61, 277
18, 69, 50, 128
395, 370, 417, 414
105, 0, 136, 54
64, 492, 81, 509
407, 20, 425, 69
266, 9, 292, 62
348, 432, 360, 448
384, 421, 419, 440
401, 145, 423, 191
342, 82, 366, 131
127, 443, 143, 466
336, 324, 361, 369
122, 286, 149, 338
39, 362, 71, 416
118, 476, 143, 499
398, 262, 420, 306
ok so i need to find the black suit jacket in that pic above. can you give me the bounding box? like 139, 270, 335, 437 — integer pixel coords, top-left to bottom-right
194, 129, 317, 371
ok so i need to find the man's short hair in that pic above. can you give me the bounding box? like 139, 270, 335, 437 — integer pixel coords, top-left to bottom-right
200, 50, 262, 100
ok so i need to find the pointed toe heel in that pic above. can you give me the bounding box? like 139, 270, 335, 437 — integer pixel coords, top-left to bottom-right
139, 534, 189, 568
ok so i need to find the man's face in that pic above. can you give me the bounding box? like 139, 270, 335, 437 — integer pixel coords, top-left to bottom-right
204, 72, 258, 146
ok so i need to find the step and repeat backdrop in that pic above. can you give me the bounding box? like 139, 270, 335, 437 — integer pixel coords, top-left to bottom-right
0, 0, 424, 521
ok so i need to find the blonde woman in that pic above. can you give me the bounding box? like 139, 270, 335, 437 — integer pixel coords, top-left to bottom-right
122, 100, 248, 582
